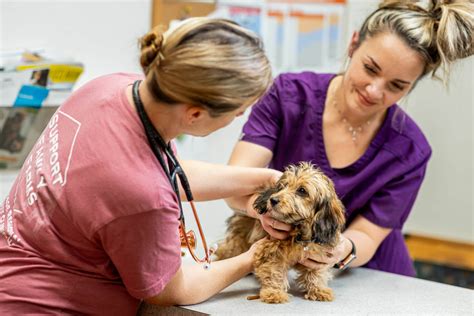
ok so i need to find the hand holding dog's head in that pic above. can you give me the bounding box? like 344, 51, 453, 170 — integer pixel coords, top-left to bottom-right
253, 162, 345, 246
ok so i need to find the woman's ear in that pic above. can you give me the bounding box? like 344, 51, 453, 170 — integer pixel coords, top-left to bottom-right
348, 31, 360, 58
185, 105, 206, 125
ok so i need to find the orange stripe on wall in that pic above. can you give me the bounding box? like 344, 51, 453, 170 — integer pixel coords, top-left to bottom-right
290, 12, 324, 19
269, 0, 346, 4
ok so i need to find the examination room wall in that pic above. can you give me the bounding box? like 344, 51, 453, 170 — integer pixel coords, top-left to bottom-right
1, 0, 472, 247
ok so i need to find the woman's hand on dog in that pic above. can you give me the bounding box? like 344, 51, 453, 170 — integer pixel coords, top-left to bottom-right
245, 196, 292, 239
245, 237, 269, 264
259, 212, 292, 240
298, 236, 353, 269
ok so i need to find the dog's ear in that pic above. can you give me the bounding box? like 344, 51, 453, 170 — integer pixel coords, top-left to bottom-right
253, 186, 278, 215
312, 196, 346, 245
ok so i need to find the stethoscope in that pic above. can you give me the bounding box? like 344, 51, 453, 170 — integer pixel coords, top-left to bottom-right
132, 80, 214, 268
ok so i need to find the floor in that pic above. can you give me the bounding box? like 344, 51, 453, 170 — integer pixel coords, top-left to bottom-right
413, 260, 474, 289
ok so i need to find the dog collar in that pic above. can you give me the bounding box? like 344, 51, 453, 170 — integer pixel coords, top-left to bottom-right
294, 234, 322, 245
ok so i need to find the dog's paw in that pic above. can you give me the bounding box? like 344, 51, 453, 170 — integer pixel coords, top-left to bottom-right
259, 288, 289, 304
304, 287, 334, 302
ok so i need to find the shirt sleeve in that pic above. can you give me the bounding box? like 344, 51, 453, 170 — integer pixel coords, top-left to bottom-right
240, 75, 283, 151
361, 152, 431, 229
96, 206, 181, 299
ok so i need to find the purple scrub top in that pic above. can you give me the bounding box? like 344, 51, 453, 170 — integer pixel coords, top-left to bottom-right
241, 72, 431, 276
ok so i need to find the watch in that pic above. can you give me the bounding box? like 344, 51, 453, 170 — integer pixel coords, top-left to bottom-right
334, 238, 357, 270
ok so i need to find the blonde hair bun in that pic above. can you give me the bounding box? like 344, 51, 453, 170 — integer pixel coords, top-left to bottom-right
136, 18, 272, 116
431, 0, 474, 61
139, 27, 165, 73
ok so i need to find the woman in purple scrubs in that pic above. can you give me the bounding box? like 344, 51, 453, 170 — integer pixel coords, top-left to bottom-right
226, 0, 473, 276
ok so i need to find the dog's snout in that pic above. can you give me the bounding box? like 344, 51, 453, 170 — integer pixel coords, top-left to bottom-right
270, 197, 279, 207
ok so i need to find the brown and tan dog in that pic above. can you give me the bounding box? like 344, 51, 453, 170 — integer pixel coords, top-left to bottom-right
214, 162, 346, 303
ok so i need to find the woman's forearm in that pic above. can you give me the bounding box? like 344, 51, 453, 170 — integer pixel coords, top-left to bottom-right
179, 160, 279, 201
147, 251, 254, 306
225, 194, 259, 218
341, 215, 392, 267
342, 229, 379, 267
178, 253, 253, 305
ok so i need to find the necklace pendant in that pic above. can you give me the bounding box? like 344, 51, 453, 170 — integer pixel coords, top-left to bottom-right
351, 131, 357, 142
332, 88, 371, 145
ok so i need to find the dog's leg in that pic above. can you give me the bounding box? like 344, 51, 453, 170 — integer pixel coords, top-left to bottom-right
295, 265, 334, 301
214, 214, 254, 260
254, 240, 290, 304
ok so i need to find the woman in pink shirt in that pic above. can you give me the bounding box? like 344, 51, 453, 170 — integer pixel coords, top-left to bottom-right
0, 18, 279, 314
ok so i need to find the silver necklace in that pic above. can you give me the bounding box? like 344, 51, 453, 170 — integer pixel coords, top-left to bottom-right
332, 88, 372, 143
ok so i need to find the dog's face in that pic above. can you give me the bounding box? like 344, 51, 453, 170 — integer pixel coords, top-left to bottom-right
253, 162, 345, 246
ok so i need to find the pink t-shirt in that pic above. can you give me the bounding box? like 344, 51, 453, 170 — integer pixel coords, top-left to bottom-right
0, 73, 182, 314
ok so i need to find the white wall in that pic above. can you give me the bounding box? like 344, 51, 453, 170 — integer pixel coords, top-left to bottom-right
0, 0, 151, 197
404, 58, 474, 243
0, 0, 151, 87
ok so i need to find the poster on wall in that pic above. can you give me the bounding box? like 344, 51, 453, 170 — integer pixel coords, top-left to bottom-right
291, 6, 344, 70
1, 51, 84, 107
0, 51, 83, 169
228, 6, 262, 36
214, 0, 346, 74
266, 7, 286, 70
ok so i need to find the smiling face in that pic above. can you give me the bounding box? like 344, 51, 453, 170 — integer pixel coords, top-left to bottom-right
342, 31, 425, 118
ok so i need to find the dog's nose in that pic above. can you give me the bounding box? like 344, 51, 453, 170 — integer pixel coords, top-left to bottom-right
270, 197, 279, 207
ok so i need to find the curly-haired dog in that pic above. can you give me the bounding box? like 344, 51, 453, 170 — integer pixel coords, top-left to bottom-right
214, 162, 346, 304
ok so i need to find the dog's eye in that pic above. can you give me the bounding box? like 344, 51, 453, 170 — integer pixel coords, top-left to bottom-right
296, 187, 308, 196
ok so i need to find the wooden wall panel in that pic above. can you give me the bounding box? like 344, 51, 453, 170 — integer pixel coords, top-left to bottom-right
405, 234, 474, 270
152, 0, 216, 28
